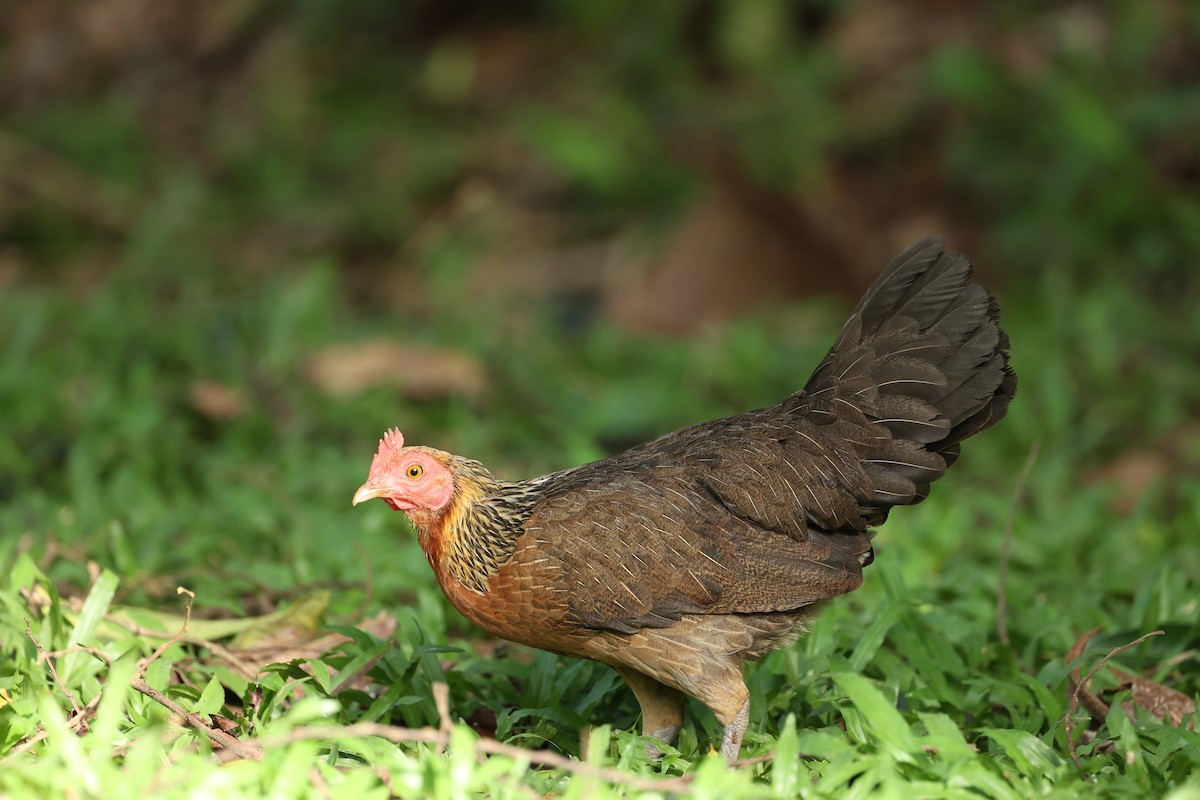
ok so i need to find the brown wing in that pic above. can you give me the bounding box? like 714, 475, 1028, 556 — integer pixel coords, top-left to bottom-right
520, 415, 875, 633
523, 237, 1015, 635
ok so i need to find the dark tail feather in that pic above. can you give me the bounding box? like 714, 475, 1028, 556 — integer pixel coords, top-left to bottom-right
795, 236, 1016, 520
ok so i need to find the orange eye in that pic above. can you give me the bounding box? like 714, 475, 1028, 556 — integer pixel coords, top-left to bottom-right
406, 464, 424, 479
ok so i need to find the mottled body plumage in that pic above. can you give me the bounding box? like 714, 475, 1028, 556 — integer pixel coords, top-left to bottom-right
355, 237, 1016, 757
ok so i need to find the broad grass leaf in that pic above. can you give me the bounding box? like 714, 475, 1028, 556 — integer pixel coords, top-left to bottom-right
327, 637, 392, 695
193, 675, 225, 717
917, 712, 974, 762
361, 683, 424, 724
847, 602, 905, 672
795, 730, 853, 759
833, 672, 919, 757
309, 658, 333, 694
946, 761, 1024, 800
981, 727, 1064, 781
62, 569, 118, 685
771, 713, 800, 797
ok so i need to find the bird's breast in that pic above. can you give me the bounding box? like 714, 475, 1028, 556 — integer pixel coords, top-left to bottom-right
430, 541, 589, 655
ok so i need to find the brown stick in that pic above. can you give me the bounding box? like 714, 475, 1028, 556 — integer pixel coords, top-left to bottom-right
997, 440, 1040, 647
5, 690, 106, 759
1062, 629, 1164, 775
90, 612, 263, 683
180, 635, 260, 682
432, 681, 452, 754
256, 722, 696, 794
728, 752, 777, 768
132, 587, 196, 683
125, 587, 266, 760
1065, 627, 1112, 721
123, 592, 260, 762
23, 585, 783, 790
11, 624, 109, 757
130, 676, 264, 760
41, 645, 113, 669
6, 729, 50, 757
25, 619, 85, 718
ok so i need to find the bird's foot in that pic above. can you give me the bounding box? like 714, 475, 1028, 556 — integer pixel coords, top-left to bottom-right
718, 698, 750, 760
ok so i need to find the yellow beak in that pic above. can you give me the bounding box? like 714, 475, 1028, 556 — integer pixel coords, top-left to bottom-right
352, 483, 389, 506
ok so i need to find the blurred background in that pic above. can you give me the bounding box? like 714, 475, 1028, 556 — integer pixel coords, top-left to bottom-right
1, 1, 1198, 628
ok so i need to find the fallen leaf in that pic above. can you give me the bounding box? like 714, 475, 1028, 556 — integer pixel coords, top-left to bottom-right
1066, 627, 1194, 728
190, 380, 249, 421
305, 339, 486, 399
230, 592, 329, 651
1109, 666, 1196, 729
211, 713, 239, 733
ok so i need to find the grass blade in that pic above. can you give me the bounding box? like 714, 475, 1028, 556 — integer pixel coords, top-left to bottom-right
833, 671, 920, 757
61, 569, 119, 685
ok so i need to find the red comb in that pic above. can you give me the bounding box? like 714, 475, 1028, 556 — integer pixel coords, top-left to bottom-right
370, 427, 405, 472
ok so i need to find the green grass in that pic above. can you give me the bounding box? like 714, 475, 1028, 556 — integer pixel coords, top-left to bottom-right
2, 2, 1199, 796
1, 251, 1197, 797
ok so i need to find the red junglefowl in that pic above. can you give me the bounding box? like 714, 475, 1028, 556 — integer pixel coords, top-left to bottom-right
353, 237, 1016, 758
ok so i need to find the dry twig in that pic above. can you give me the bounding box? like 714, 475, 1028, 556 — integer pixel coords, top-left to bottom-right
132, 587, 196, 682
25, 583, 785, 790
181, 635, 260, 682
432, 681, 452, 753
127, 587, 264, 761
25, 619, 84, 718
130, 676, 264, 760
6, 692, 105, 759
257, 722, 697, 794
728, 752, 778, 768
95, 611, 267, 682
1063, 629, 1164, 775
42, 645, 113, 669
8, 621, 106, 758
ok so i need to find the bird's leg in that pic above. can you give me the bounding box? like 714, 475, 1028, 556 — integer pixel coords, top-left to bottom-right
614, 667, 686, 758
693, 671, 750, 759
718, 696, 750, 759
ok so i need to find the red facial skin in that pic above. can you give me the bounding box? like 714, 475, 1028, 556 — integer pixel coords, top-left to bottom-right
352, 429, 456, 529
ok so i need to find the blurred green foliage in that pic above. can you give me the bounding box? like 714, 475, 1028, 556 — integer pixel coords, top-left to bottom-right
1, 1, 1198, 797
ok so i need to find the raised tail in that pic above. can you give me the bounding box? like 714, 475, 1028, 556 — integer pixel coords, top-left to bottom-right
789, 236, 1017, 523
